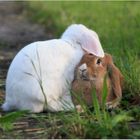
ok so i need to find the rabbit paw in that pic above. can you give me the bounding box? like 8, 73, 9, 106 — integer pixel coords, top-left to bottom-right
76, 105, 84, 113
106, 100, 119, 109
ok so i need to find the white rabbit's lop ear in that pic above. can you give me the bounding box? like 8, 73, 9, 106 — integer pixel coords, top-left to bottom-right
61, 24, 104, 57
80, 31, 104, 58
79, 63, 87, 71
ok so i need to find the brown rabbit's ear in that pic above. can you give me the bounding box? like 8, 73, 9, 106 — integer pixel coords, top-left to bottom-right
105, 54, 124, 99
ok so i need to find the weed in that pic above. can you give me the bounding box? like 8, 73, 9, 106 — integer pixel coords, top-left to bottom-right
0, 111, 28, 131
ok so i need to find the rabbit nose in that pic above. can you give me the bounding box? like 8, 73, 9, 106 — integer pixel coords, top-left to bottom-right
80, 69, 86, 73
79, 69, 88, 80
80, 69, 87, 77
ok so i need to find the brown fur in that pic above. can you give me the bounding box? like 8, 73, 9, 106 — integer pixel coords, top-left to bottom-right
71, 53, 124, 108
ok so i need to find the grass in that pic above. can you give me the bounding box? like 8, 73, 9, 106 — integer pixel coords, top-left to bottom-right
0, 1, 140, 139
1, 84, 140, 138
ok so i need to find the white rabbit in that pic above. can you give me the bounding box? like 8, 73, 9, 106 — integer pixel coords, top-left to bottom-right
2, 24, 104, 112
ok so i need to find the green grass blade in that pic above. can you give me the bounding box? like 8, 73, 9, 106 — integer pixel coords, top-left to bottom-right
102, 74, 108, 110
91, 87, 102, 124
0, 110, 28, 131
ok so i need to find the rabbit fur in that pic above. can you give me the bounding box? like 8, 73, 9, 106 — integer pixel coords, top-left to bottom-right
2, 24, 104, 112
72, 53, 124, 109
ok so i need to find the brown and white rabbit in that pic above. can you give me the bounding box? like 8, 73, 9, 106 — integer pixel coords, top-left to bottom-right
72, 53, 124, 109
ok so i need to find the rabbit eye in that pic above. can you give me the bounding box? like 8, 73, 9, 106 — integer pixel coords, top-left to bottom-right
96, 59, 102, 65
89, 53, 93, 55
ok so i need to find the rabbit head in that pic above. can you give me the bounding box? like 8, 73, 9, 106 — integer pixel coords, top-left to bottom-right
72, 53, 124, 109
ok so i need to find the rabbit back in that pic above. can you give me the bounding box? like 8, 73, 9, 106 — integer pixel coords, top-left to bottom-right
2, 39, 84, 112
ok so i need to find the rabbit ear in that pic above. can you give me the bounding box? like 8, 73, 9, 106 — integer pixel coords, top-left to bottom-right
80, 33, 104, 58
105, 54, 123, 99
61, 24, 104, 57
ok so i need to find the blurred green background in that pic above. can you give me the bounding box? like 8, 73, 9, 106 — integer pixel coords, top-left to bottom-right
27, 1, 140, 52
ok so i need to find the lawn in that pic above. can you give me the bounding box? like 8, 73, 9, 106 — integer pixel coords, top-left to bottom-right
0, 1, 140, 139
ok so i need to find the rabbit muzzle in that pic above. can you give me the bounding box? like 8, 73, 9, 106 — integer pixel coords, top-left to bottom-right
77, 63, 97, 82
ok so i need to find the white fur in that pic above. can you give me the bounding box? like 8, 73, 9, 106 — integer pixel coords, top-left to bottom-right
79, 63, 87, 71
61, 24, 104, 57
2, 24, 104, 112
